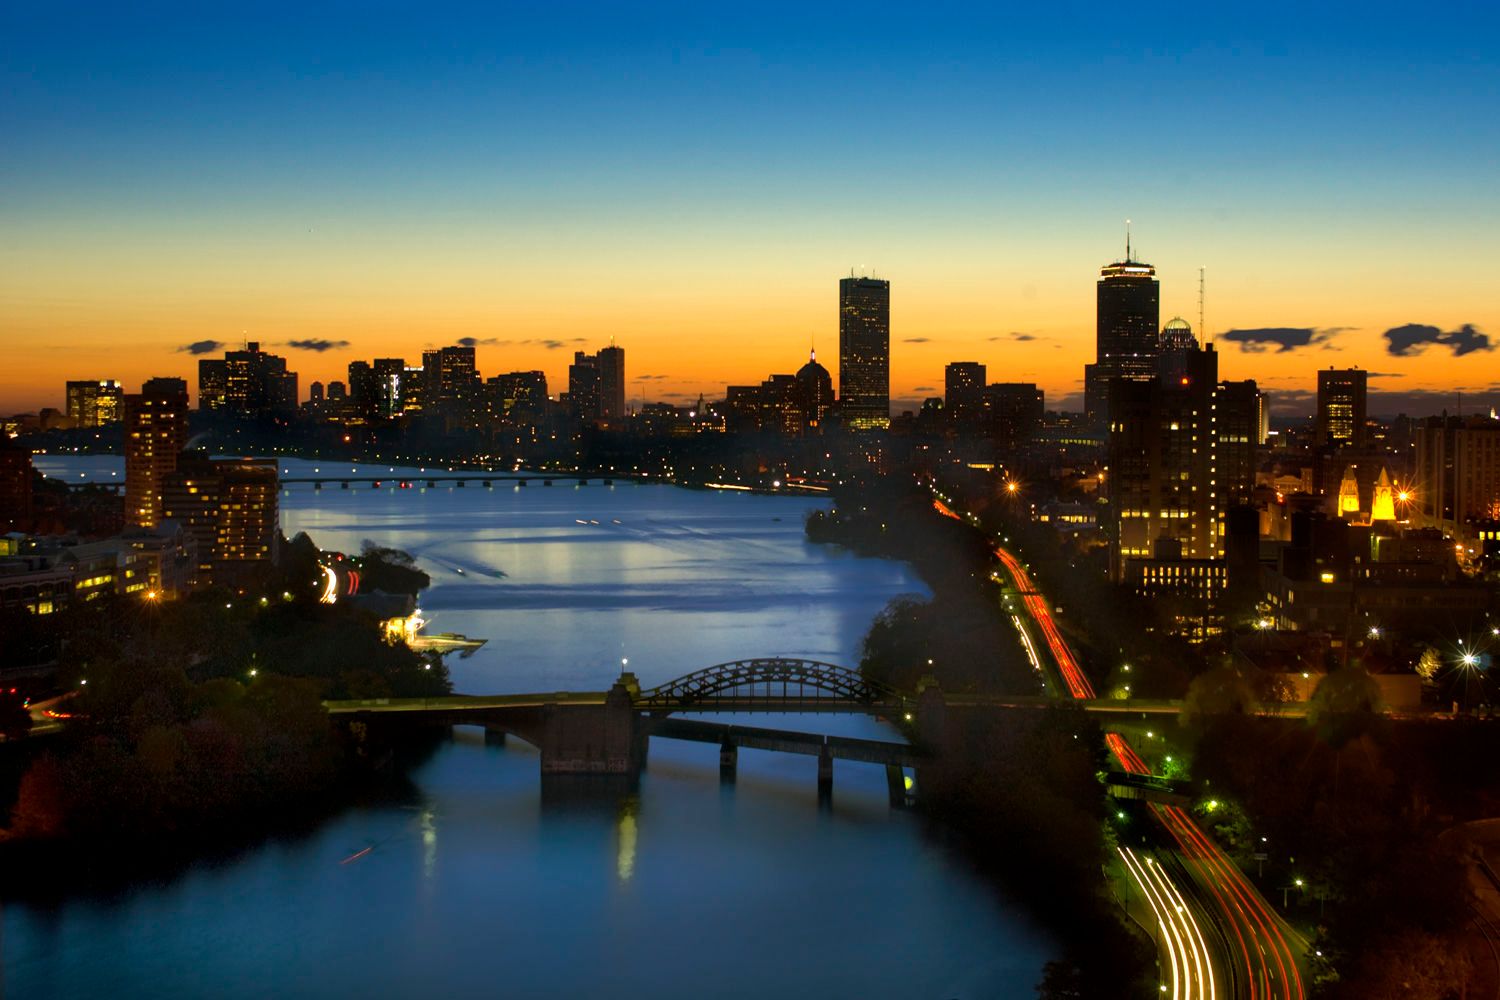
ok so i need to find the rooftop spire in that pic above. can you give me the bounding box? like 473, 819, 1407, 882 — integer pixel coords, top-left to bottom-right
1125, 218, 1132, 263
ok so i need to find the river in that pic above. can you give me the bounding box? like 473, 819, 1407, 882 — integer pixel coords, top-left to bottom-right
7, 456, 1055, 999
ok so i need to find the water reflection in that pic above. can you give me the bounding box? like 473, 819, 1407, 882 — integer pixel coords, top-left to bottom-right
616, 796, 639, 883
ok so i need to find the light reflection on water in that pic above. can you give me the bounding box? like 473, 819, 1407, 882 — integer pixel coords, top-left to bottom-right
11, 457, 1056, 999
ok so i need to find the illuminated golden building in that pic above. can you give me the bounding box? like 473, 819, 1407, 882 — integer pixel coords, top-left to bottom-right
123, 377, 188, 528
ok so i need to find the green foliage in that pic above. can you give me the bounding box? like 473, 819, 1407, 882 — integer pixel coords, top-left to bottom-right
356, 541, 431, 595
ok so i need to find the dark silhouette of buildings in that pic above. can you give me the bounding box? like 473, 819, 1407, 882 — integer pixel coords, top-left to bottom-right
198, 343, 298, 418
944, 362, 987, 428
796, 351, 834, 428
568, 345, 626, 424
839, 276, 890, 430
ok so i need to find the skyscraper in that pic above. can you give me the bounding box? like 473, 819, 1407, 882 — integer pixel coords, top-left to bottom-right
944, 362, 987, 427
197, 343, 297, 417
1316, 368, 1368, 449
124, 377, 189, 528
1084, 240, 1159, 424
597, 344, 626, 421
838, 276, 890, 431
1106, 344, 1258, 580
65, 379, 124, 428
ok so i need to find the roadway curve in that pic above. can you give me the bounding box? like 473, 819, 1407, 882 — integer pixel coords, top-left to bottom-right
936, 493, 1305, 999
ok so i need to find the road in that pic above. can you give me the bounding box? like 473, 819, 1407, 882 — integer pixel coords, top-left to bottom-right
938, 493, 1306, 999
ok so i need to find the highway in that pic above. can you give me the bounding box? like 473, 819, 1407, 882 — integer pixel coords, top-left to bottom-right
936, 493, 1305, 999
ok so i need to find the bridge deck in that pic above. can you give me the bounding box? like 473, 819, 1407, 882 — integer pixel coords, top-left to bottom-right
646, 717, 921, 766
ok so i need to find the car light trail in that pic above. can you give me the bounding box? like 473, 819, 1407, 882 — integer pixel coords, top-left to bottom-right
1120, 846, 1217, 1000
319, 564, 339, 604
936, 489, 1306, 1000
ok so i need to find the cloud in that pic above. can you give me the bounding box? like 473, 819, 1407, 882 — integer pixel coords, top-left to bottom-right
1364, 371, 1405, 379
902, 337, 931, 344
912, 386, 935, 392
1383, 323, 1494, 357
176, 339, 224, 355
456, 336, 500, 347
987, 332, 1039, 342
1219, 327, 1341, 353
634, 374, 669, 381
284, 339, 350, 352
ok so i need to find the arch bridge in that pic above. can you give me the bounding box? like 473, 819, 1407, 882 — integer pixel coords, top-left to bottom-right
632, 658, 904, 712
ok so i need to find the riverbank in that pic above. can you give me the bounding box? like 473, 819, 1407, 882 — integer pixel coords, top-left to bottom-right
807, 475, 1156, 996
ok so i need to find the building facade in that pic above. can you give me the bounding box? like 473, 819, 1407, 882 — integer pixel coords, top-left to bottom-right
838, 276, 890, 431
65, 379, 124, 428
124, 377, 189, 528
1084, 249, 1159, 424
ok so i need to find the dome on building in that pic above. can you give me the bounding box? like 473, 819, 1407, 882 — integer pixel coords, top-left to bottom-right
796, 350, 834, 426
1160, 316, 1197, 352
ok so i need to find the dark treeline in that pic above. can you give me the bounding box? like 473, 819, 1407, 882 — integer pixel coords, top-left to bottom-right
805, 474, 1033, 694
922, 707, 1157, 998
1191, 709, 1500, 998
809, 477, 1156, 997
0, 541, 448, 891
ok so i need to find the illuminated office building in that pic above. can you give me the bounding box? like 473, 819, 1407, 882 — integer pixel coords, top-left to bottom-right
1316, 368, 1367, 448
838, 276, 890, 430
65, 379, 124, 428
1083, 242, 1159, 424
124, 377, 189, 528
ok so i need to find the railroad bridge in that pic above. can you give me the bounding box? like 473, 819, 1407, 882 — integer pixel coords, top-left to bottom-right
325, 658, 1182, 800
326, 659, 934, 802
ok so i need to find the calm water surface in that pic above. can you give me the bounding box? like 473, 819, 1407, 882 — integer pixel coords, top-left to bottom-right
9, 456, 1055, 998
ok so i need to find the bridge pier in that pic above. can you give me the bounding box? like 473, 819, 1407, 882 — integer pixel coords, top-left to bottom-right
538, 679, 643, 776
719, 740, 737, 783
484, 725, 507, 747
817, 745, 833, 802
886, 764, 909, 809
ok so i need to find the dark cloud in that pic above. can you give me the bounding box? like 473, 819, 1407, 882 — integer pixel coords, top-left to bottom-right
1219, 327, 1339, 353
634, 374, 668, 381
176, 339, 224, 355
902, 337, 931, 344
1364, 371, 1405, 379
912, 386, 935, 392
284, 339, 350, 352
1383, 323, 1494, 357
986, 332, 1039, 342
456, 336, 500, 347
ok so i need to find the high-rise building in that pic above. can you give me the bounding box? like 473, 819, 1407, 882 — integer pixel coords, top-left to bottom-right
161, 453, 279, 588
796, 351, 834, 428
198, 343, 297, 417
568, 352, 601, 421
944, 362, 987, 427
488, 371, 549, 422
124, 377, 189, 528
983, 383, 1045, 449
65, 380, 124, 428
597, 344, 626, 421
0, 438, 34, 533
1106, 344, 1258, 580
1156, 318, 1198, 385
1415, 415, 1500, 527
308, 381, 325, 403
347, 361, 378, 421
1316, 368, 1368, 449
838, 276, 891, 430
1084, 242, 1159, 424
373, 358, 407, 418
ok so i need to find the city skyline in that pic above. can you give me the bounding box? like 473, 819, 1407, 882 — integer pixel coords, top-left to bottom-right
4, 4, 1499, 416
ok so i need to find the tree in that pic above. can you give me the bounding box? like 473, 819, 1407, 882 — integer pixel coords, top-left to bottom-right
1307, 666, 1383, 747
1415, 646, 1441, 683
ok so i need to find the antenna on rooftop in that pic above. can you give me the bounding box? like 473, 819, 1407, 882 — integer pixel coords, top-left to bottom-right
1125, 219, 1132, 262
1199, 266, 1207, 345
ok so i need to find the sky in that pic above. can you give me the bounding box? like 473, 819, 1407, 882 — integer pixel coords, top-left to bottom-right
4, 2, 1499, 417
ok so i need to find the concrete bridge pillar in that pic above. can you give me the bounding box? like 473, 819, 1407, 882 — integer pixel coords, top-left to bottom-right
886, 764, 909, 809
915, 677, 949, 753
719, 741, 737, 783
817, 744, 834, 801
538, 679, 643, 776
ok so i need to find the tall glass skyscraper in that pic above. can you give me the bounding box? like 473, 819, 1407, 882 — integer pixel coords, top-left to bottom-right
838, 276, 890, 431
1083, 247, 1159, 425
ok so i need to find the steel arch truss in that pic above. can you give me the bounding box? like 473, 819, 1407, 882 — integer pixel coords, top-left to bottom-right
635, 658, 899, 709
